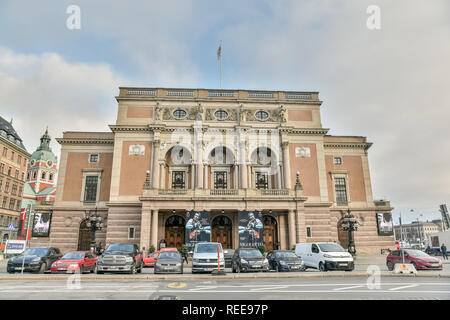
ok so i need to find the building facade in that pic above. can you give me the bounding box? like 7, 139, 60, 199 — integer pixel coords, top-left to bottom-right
0, 116, 30, 242
394, 220, 443, 244
47, 87, 394, 254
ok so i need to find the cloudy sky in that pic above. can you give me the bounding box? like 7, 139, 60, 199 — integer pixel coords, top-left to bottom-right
1, 0, 449, 223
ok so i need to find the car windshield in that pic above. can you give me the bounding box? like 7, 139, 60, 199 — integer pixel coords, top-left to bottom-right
105, 244, 134, 253
275, 251, 297, 259
240, 249, 262, 257
22, 248, 48, 256
159, 252, 180, 259
195, 243, 223, 253
61, 252, 85, 260
406, 250, 429, 257
318, 243, 345, 252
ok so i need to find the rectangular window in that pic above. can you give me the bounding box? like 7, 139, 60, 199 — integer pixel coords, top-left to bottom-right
214, 171, 227, 189
335, 177, 348, 205
89, 154, 99, 163
255, 172, 269, 189
11, 183, 17, 196
17, 155, 22, 165
2, 197, 7, 208
306, 227, 312, 238
0, 177, 2, 190
15, 169, 19, 179
7, 167, 12, 176
0, 163, 4, 173
333, 157, 342, 165
128, 227, 135, 239
9, 198, 15, 210
4, 180, 10, 193
2, 148, 7, 157
10, 151, 14, 161
84, 176, 98, 202
172, 171, 185, 189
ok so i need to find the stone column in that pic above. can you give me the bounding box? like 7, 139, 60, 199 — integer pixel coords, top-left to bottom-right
140, 205, 152, 253
234, 163, 239, 189
240, 142, 248, 189
159, 162, 165, 189
197, 142, 203, 189
191, 162, 195, 189
203, 163, 208, 189
295, 203, 306, 243
151, 209, 158, 248
288, 209, 296, 249
282, 142, 291, 189
277, 164, 282, 189
279, 214, 287, 250
152, 141, 160, 189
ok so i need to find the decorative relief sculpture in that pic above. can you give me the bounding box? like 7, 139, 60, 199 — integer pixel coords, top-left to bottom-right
295, 147, 311, 158
246, 109, 278, 122
162, 107, 197, 120
129, 144, 145, 156
279, 105, 287, 123
205, 107, 237, 121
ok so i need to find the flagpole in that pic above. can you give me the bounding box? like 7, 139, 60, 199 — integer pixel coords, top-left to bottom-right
218, 40, 223, 89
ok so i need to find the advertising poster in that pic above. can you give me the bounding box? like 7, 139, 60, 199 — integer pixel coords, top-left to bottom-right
185, 210, 211, 252
32, 212, 52, 237
5, 240, 27, 254
238, 210, 264, 248
376, 212, 394, 236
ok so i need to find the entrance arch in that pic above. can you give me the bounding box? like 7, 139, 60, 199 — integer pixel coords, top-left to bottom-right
263, 215, 278, 251
77, 219, 93, 251
211, 215, 232, 249
165, 215, 185, 250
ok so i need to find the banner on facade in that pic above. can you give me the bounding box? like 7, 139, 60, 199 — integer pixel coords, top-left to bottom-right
32, 212, 52, 237
376, 212, 393, 236
238, 210, 264, 248
185, 210, 211, 252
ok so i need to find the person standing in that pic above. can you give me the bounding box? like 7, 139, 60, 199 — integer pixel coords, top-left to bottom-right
441, 243, 448, 260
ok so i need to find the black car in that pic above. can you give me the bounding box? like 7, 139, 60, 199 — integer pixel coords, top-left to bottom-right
231, 248, 269, 273
154, 251, 183, 274
266, 250, 305, 272
223, 249, 235, 268
7, 247, 62, 274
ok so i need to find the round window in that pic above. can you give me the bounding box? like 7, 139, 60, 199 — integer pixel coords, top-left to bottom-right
47, 160, 53, 167
173, 109, 187, 119
214, 110, 229, 120
255, 110, 269, 120
30, 159, 35, 166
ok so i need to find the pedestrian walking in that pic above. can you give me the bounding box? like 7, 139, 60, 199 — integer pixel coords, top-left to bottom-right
441, 244, 448, 260
182, 249, 189, 264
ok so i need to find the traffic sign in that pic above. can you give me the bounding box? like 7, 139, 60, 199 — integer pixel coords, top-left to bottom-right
8, 223, 15, 230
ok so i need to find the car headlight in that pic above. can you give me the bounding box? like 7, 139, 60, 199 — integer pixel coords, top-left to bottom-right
193, 258, 199, 263
416, 259, 426, 263
31, 257, 41, 263
176, 262, 181, 266
240, 258, 248, 264
279, 260, 288, 265
51, 262, 57, 267
323, 254, 333, 258
263, 258, 269, 264
125, 256, 133, 264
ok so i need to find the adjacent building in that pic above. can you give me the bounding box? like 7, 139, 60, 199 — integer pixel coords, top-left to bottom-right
0, 116, 30, 242
45, 87, 394, 254
394, 220, 443, 243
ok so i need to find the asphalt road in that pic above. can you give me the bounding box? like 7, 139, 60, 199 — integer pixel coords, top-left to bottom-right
0, 277, 449, 300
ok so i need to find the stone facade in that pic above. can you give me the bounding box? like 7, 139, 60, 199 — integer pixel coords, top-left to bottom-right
47, 87, 394, 254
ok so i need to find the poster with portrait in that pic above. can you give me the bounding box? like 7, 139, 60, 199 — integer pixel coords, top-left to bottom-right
238, 210, 264, 248
185, 210, 211, 252
376, 212, 393, 236
31, 212, 52, 237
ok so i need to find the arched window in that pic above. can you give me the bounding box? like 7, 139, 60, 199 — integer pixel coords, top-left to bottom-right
255, 110, 269, 120
41, 172, 46, 180
49, 173, 53, 181
173, 109, 187, 119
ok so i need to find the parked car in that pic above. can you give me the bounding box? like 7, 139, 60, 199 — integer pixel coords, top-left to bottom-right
143, 247, 178, 267
192, 242, 225, 273
266, 250, 305, 272
295, 242, 354, 271
386, 249, 443, 271
223, 249, 235, 268
97, 243, 143, 274
7, 247, 62, 274
50, 251, 97, 274
231, 248, 269, 273
154, 251, 183, 274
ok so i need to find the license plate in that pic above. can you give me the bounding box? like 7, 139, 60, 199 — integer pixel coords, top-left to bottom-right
291, 266, 299, 269
58, 268, 66, 271
15, 267, 23, 271
340, 263, 347, 266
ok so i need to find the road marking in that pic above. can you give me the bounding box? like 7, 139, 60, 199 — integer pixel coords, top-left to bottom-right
167, 282, 186, 289
334, 285, 365, 291
389, 284, 419, 291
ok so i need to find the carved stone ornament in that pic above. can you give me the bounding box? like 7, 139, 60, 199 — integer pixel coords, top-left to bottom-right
246, 109, 279, 122
129, 144, 145, 156
205, 107, 237, 121
295, 146, 311, 158
163, 107, 197, 120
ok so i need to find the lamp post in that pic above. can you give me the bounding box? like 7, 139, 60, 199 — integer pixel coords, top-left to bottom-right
410, 209, 423, 248
340, 209, 359, 256
86, 208, 104, 251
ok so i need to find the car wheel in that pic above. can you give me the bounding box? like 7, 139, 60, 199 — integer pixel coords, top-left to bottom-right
277, 264, 282, 272
39, 263, 47, 274
96, 269, 104, 274
387, 261, 394, 271
7, 270, 14, 274
319, 262, 327, 272
137, 262, 142, 274
91, 264, 97, 273
80, 265, 85, 274
129, 265, 136, 274
411, 262, 418, 270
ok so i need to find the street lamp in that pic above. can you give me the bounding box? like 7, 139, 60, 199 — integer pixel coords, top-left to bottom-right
86, 208, 104, 251
340, 208, 359, 256
410, 209, 423, 248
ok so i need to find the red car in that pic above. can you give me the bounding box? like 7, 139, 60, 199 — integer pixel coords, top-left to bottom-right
51, 251, 97, 273
386, 249, 443, 271
143, 247, 178, 267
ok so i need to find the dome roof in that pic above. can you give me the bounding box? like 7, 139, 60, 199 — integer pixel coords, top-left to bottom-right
30, 128, 57, 164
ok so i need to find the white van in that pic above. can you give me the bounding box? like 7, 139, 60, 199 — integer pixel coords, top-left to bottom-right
192, 242, 225, 273
295, 242, 354, 271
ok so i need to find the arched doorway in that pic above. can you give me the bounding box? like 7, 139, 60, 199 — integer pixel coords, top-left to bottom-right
165, 215, 185, 250
263, 215, 278, 251
337, 218, 349, 249
211, 215, 232, 248
77, 219, 93, 251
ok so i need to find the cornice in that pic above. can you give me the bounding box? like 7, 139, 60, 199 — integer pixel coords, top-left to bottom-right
324, 142, 372, 150
56, 138, 114, 145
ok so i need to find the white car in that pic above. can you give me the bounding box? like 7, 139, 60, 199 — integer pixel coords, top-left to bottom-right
295, 242, 354, 271
192, 242, 225, 273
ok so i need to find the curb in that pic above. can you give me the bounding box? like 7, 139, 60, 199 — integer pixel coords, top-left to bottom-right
1, 273, 449, 281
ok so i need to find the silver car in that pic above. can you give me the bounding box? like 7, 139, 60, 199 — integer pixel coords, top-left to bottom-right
192, 242, 225, 273
154, 251, 183, 274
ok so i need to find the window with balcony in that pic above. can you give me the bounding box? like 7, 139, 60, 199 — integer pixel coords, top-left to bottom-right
214, 171, 228, 189
335, 177, 348, 205
172, 171, 186, 189
255, 172, 269, 189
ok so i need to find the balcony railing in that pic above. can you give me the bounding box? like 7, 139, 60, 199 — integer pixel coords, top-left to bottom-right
210, 189, 238, 196
260, 189, 289, 196
158, 189, 188, 195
